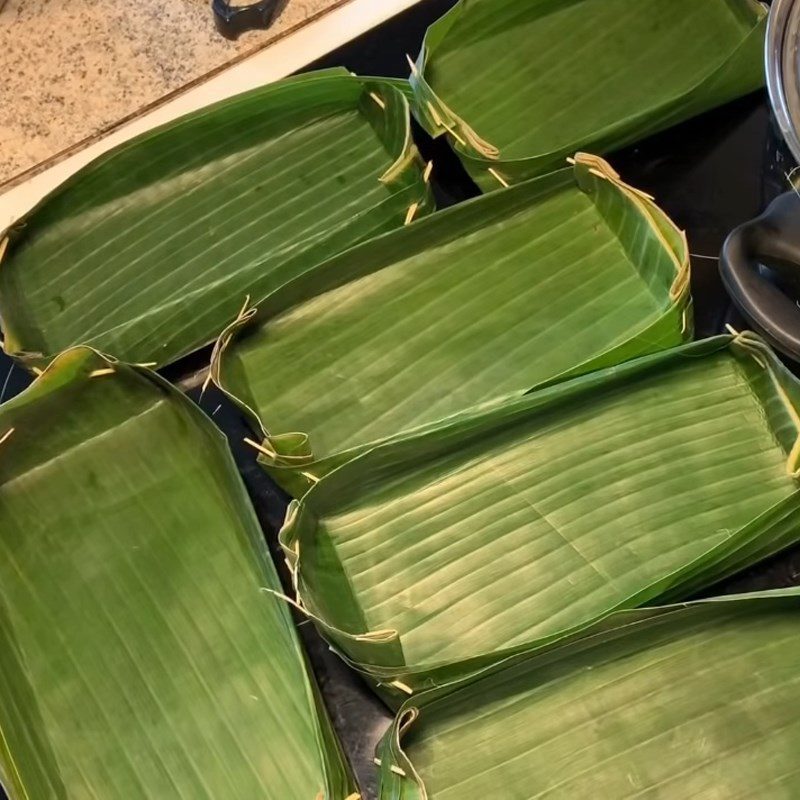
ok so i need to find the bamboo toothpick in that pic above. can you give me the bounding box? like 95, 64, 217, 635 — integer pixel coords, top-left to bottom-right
373, 758, 407, 776
726, 326, 767, 368
441, 118, 466, 147
487, 167, 510, 188
426, 100, 443, 128
244, 436, 276, 459
391, 680, 413, 695
423, 161, 433, 183
31, 367, 43, 376
369, 91, 386, 110
89, 368, 115, 378
262, 587, 307, 616
404, 202, 419, 226
0, 428, 14, 446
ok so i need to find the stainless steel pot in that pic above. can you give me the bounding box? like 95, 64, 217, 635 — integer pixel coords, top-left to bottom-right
767, 0, 800, 164
720, 0, 800, 359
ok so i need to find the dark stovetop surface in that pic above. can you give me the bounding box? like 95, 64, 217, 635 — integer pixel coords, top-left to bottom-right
2, 2, 800, 798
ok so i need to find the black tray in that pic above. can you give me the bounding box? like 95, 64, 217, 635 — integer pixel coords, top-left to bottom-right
2, 2, 799, 798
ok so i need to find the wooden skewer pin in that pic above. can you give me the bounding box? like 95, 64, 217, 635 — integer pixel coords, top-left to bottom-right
243, 436, 276, 459
487, 167, 509, 188
372, 757, 406, 777
441, 118, 466, 147
426, 101, 443, 128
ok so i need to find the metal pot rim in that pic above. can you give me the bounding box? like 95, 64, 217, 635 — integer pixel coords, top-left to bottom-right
768, 0, 800, 165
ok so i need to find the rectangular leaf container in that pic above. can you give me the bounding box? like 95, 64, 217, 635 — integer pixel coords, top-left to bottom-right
376, 590, 800, 799
279, 333, 800, 705
215, 154, 690, 497
411, 0, 767, 190
0, 68, 431, 368
0, 349, 356, 800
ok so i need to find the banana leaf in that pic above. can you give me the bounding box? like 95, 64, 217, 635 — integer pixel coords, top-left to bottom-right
376, 588, 800, 799
278, 332, 800, 706
410, 0, 767, 190
0, 348, 357, 800
0, 68, 432, 369
214, 154, 690, 498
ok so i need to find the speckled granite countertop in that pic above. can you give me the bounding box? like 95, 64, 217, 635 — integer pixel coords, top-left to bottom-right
0, 0, 348, 183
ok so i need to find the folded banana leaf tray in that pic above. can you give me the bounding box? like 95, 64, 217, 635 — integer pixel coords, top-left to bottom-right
377, 589, 800, 798
0, 1, 796, 799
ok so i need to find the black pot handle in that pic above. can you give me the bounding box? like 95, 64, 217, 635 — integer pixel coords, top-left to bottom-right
212, 0, 280, 40
720, 190, 800, 360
